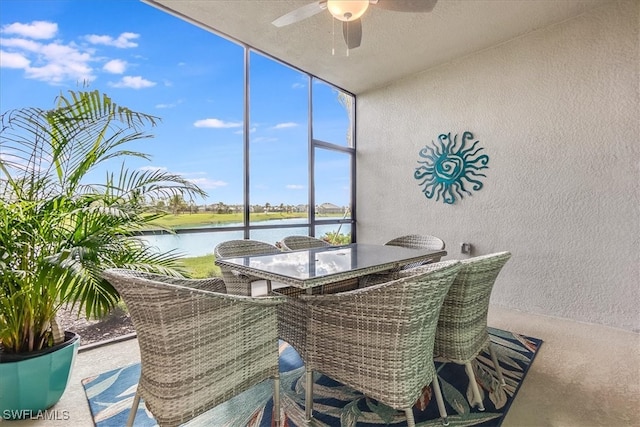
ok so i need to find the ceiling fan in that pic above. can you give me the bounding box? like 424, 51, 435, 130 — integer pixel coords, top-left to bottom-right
272, 0, 438, 50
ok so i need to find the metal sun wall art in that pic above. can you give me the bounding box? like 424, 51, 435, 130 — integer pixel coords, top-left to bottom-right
414, 131, 489, 205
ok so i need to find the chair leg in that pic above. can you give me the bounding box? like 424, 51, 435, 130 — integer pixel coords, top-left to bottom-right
305, 369, 314, 421
273, 372, 281, 427
126, 391, 141, 427
404, 408, 416, 427
432, 375, 449, 426
489, 343, 506, 386
464, 362, 485, 411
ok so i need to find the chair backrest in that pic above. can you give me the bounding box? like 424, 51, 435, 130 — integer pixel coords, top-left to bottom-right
385, 234, 446, 251
303, 260, 462, 409
102, 268, 283, 425
214, 239, 281, 258
434, 251, 512, 361
384, 234, 446, 268
214, 239, 282, 295
280, 235, 331, 251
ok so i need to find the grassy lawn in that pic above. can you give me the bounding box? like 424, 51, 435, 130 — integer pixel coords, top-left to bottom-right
148, 212, 308, 229
181, 254, 220, 279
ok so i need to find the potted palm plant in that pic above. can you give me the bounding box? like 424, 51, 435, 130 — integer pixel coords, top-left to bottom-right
0, 90, 206, 418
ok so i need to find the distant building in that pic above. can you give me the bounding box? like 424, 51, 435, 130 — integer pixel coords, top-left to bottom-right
316, 203, 343, 215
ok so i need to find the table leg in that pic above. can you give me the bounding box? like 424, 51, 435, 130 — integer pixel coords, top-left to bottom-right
267, 280, 272, 294
305, 369, 314, 421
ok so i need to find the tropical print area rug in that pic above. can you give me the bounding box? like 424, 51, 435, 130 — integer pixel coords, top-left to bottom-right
82, 327, 541, 427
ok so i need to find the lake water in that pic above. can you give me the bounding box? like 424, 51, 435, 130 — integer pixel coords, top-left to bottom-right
139, 218, 352, 257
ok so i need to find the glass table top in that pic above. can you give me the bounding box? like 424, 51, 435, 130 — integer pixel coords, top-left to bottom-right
216, 243, 446, 284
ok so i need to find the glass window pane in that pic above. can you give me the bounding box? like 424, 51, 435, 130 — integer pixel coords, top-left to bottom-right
169, 40, 245, 224
140, 230, 244, 258
315, 224, 352, 245
251, 226, 310, 248
249, 52, 309, 225
314, 148, 351, 220
312, 79, 353, 147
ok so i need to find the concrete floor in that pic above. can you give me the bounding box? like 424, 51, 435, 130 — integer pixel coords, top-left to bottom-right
6, 305, 640, 426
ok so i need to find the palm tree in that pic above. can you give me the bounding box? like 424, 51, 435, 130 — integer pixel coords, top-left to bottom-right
168, 194, 186, 214
216, 201, 228, 214
0, 90, 206, 353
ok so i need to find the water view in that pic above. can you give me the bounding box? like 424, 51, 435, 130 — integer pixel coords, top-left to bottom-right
139, 218, 352, 257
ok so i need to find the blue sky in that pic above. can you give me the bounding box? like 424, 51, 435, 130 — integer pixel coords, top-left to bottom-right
0, 0, 352, 207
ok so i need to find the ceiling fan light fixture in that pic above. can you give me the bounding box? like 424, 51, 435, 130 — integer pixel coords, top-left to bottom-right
326, 0, 369, 21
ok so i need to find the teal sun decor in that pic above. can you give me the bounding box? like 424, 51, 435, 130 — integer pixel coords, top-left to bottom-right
415, 131, 489, 204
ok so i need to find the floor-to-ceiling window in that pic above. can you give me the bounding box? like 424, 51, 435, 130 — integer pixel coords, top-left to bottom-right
0, 0, 354, 265
248, 51, 310, 239
311, 79, 354, 243
248, 51, 355, 244
141, 40, 355, 254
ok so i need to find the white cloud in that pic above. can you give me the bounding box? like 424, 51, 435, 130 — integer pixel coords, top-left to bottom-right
0, 24, 147, 86
139, 166, 168, 172
273, 122, 298, 129
103, 59, 127, 74
0, 36, 95, 84
292, 82, 305, 89
29, 46, 92, 83
155, 99, 184, 109
0, 152, 25, 166
85, 32, 139, 48
0, 50, 30, 68
109, 76, 156, 89
1, 21, 57, 39
26, 62, 93, 84
193, 118, 242, 129
286, 184, 304, 190
177, 171, 207, 176
186, 178, 228, 189
1, 37, 42, 51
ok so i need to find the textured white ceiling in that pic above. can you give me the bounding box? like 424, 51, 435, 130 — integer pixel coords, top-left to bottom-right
144, 0, 612, 94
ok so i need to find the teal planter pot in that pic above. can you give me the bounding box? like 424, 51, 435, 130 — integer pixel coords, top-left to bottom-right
0, 332, 80, 420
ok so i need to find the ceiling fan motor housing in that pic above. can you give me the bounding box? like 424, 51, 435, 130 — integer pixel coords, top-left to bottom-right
326, 0, 370, 21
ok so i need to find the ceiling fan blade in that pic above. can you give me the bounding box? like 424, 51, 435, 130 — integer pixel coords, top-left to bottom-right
343, 19, 363, 50
374, 0, 437, 13
272, 1, 326, 27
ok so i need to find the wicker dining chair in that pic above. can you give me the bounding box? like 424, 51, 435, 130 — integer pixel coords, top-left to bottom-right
214, 239, 282, 296
434, 251, 512, 410
398, 251, 512, 411
386, 234, 446, 250
280, 235, 331, 251
102, 269, 285, 427
385, 234, 446, 266
299, 260, 462, 426
360, 234, 446, 287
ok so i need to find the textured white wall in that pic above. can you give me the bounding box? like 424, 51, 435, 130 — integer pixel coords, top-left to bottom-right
356, 1, 639, 331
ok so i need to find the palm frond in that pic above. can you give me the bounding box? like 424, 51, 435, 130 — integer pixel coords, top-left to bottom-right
0, 90, 206, 352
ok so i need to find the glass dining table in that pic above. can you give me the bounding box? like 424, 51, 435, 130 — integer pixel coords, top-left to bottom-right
214, 243, 447, 294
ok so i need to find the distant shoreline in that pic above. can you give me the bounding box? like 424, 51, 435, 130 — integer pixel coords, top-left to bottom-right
146, 212, 344, 230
